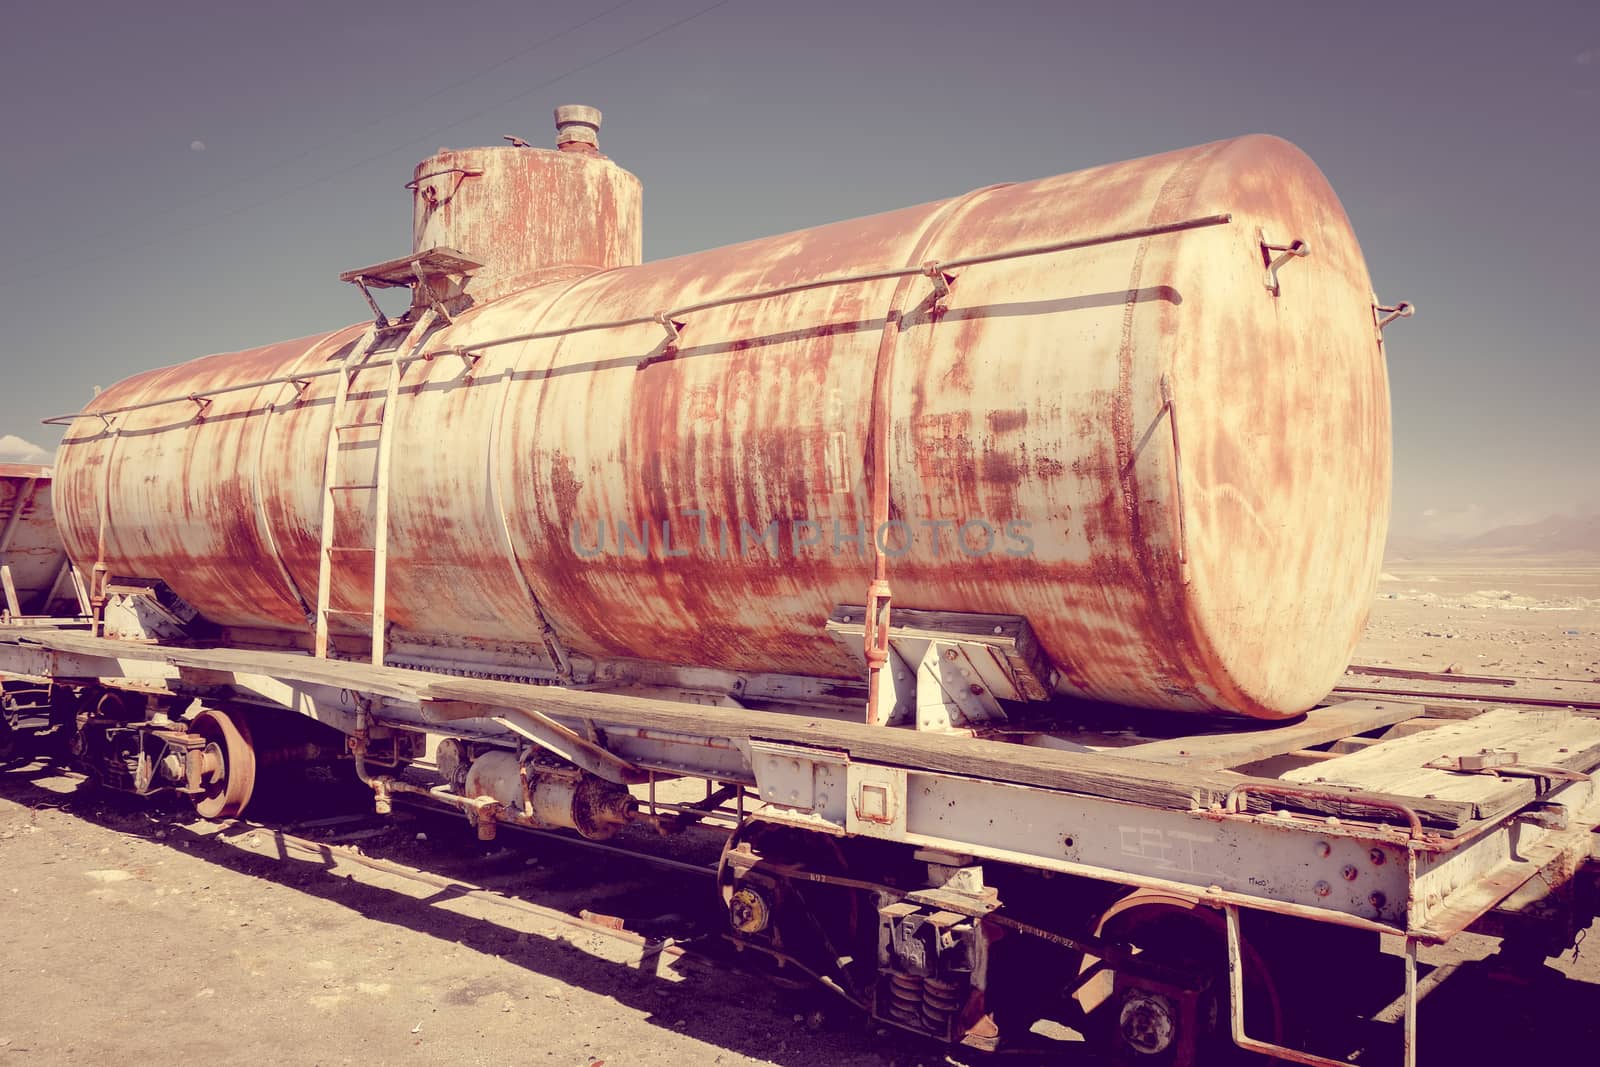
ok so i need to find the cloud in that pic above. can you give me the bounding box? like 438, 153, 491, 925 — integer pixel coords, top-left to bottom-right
0, 435, 52, 464
190, 139, 206, 153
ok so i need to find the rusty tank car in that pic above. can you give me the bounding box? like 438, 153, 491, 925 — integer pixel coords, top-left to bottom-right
14, 109, 1600, 1067
47, 106, 1396, 720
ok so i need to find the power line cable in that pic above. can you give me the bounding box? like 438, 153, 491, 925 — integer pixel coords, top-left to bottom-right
214, 0, 735, 220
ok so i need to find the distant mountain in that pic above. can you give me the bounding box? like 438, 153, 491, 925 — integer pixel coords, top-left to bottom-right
1387, 513, 1600, 560
1457, 513, 1600, 554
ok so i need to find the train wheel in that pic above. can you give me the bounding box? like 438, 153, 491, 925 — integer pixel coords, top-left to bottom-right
1078, 891, 1282, 1064
717, 820, 874, 1002
190, 707, 256, 819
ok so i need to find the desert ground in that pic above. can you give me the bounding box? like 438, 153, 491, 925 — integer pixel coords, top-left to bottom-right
1356, 556, 1599, 679
2, 554, 1597, 1066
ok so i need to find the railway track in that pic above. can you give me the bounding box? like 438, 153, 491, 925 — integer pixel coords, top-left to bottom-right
0, 760, 921, 1065
2, 754, 725, 943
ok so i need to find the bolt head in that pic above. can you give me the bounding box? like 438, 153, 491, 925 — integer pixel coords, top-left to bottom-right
1314, 880, 1332, 897
1342, 864, 1360, 881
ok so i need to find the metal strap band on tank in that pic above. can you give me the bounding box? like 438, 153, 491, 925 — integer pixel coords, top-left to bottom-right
481, 268, 611, 685
257, 325, 372, 627
860, 183, 1009, 725
1158, 375, 1189, 566
90, 418, 118, 637
40, 213, 1234, 428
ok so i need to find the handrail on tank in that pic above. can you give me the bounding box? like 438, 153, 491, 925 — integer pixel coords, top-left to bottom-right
41, 212, 1232, 428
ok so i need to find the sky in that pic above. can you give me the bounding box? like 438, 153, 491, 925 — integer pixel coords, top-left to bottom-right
0, 0, 1594, 541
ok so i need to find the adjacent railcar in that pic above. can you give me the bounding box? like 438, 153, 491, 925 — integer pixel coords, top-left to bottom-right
0, 465, 81, 623
0, 465, 84, 758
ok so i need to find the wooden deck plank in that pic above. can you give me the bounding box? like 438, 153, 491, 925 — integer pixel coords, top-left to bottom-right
1283, 707, 1600, 820
1116, 700, 1422, 768
14, 629, 427, 701
2, 630, 1483, 828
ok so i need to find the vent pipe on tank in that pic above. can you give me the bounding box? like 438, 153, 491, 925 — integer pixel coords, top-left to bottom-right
554, 105, 602, 155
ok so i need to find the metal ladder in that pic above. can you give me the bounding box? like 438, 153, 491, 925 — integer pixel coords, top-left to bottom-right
313, 308, 436, 663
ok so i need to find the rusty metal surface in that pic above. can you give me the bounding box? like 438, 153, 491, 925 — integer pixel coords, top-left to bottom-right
52, 134, 1390, 718
0, 463, 78, 618
411, 143, 642, 305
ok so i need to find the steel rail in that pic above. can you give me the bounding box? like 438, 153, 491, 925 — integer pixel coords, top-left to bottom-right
41, 212, 1233, 427
1331, 685, 1600, 711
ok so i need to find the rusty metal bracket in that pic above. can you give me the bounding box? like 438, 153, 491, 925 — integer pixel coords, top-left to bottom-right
291, 378, 314, 402
1159, 375, 1188, 567
1374, 299, 1415, 333
411, 261, 436, 312
422, 346, 480, 370
351, 276, 391, 329
1226, 904, 1416, 1066
410, 260, 454, 325
654, 310, 686, 347
1259, 230, 1310, 294
861, 579, 896, 725
1424, 749, 1590, 784
405, 166, 483, 208
638, 312, 687, 370
920, 260, 956, 305
187, 393, 212, 419
1425, 749, 1518, 773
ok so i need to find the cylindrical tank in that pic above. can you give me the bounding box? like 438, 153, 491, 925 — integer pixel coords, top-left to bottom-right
0, 464, 78, 618
53, 124, 1391, 719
